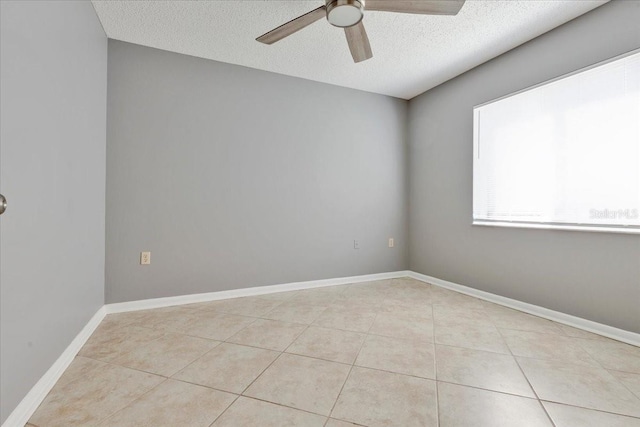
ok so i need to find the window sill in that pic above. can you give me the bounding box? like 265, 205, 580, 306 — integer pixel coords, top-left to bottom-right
472, 221, 640, 235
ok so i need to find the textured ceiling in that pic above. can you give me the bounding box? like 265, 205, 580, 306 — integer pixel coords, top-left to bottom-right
92, 0, 608, 100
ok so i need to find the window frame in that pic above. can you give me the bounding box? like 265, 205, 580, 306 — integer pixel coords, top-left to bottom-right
472, 48, 640, 235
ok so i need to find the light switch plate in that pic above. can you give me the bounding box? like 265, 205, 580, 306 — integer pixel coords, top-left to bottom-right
388, 238, 395, 248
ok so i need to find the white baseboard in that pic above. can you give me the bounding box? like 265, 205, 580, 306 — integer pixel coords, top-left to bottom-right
2, 306, 107, 427
105, 270, 411, 314
107, 269, 639, 347
408, 271, 640, 347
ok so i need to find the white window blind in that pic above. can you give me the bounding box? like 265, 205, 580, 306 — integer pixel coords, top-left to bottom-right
473, 50, 640, 233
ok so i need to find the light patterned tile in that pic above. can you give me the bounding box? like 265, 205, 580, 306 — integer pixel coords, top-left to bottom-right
577, 338, 640, 374
53, 356, 104, 388
390, 279, 432, 292
212, 397, 326, 427
438, 382, 552, 427
287, 287, 345, 306
332, 367, 438, 427
227, 318, 306, 351
244, 353, 350, 416
434, 323, 510, 354
385, 286, 432, 305
430, 287, 484, 309
111, 332, 219, 376
518, 357, 640, 417
338, 281, 392, 307
329, 297, 382, 311
254, 290, 298, 302
391, 277, 430, 288
172, 311, 256, 340
98, 379, 235, 426
262, 301, 328, 325
368, 313, 433, 341
483, 305, 563, 335
124, 306, 198, 331
435, 345, 534, 397
29, 359, 163, 427
325, 419, 366, 427
558, 324, 611, 341
79, 325, 164, 362
37, 279, 640, 427
286, 326, 366, 364
356, 335, 435, 379
97, 313, 141, 331
377, 299, 433, 319
173, 343, 279, 393
340, 280, 392, 296
499, 328, 599, 367
609, 370, 640, 399
199, 296, 284, 317
313, 308, 377, 333
433, 305, 493, 328
543, 401, 640, 427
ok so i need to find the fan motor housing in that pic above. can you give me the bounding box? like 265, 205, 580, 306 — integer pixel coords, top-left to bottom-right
326, 0, 364, 28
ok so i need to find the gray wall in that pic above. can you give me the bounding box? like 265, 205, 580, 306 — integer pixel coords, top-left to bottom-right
408, 0, 640, 333
0, 1, 107, 422
106, 41, 408, 303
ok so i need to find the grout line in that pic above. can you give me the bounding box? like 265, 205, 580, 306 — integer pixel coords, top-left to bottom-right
538, 399, 640, 420
70, 355, 170, 380
433, 379, 541, 401
433, 341, 512, 357
233, 395, 331, 419
494, 325, 557, 427
164, 341, 227, 382
284, 349, 358, 367
206, 394, 241, 427
432, 301, 441, 427
207, 402, 239, 426
605, 369, 640, 400
570, 336, 628, 372
326, 305, 383, 420
166, 376, 237, 394
94, 377, 171, 425
280, 316, 319, 354
324, 419, 368, 427
237, 349, 285, 395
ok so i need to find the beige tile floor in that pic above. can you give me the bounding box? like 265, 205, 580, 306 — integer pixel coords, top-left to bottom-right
28, 278, 640, 427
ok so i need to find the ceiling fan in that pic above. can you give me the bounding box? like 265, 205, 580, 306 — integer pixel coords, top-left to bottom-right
256, 0, 466, 63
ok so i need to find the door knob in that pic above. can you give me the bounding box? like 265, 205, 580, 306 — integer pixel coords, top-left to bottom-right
0, 194, 6, 215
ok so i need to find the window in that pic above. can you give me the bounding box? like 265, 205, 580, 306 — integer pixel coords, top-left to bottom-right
473, 50, 640, 234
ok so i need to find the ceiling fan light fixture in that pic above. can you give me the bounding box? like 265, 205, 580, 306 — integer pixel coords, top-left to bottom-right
326, 0, 364, 28
256, 0, 466, 63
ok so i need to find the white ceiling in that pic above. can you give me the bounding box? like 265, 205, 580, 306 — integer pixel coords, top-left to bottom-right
92, 0, 608, 100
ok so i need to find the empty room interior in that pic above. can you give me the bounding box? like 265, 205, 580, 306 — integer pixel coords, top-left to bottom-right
1, 0, 640, 426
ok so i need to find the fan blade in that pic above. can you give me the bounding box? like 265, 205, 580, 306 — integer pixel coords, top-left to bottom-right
256, 6, 327, 44
344, 22, 373, 63
366, 0, 465, 15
